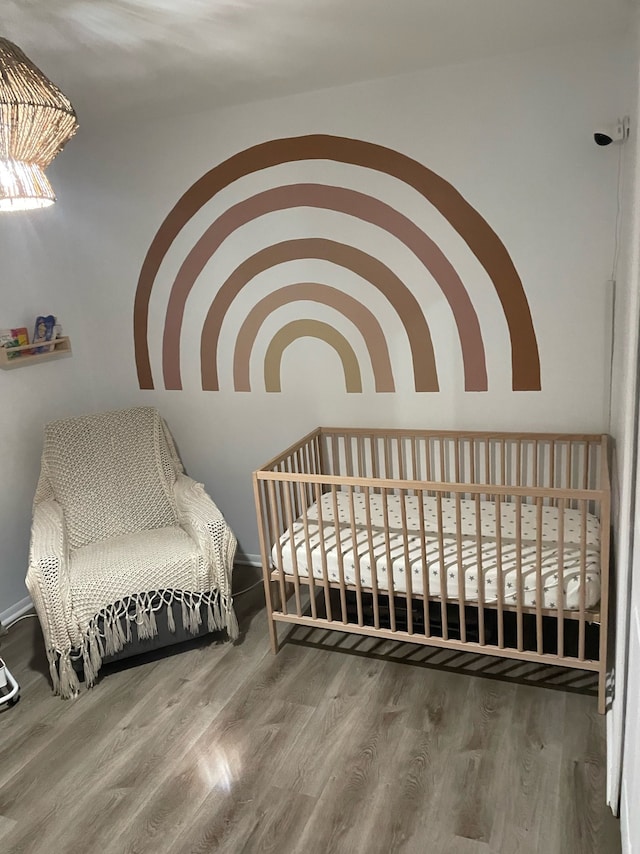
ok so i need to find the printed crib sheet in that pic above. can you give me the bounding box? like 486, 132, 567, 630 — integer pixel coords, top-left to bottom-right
273, 492, 601, 610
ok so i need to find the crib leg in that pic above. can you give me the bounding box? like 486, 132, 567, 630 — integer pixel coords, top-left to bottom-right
263, 580, 280, 654
268, 614, 280, 654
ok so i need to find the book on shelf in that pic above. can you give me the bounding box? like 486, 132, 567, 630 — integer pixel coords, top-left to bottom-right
0, 327, 29, 359
31, 315, 57, 354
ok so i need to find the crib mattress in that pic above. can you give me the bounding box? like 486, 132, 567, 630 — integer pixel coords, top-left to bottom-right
273, 492, 601, 611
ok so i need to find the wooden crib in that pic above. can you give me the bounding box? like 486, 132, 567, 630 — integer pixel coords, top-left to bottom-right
253, 427, 611, 712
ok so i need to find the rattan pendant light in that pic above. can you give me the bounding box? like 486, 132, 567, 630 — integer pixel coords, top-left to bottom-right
0, 38, 78, 212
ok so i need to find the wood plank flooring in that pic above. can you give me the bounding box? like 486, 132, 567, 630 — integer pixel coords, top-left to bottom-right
0, 589, 621, 854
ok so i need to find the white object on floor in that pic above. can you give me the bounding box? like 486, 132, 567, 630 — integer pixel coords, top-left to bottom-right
0, 657, 20, 708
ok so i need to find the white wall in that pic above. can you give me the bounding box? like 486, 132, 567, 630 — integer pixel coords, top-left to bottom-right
0, 36, 629, 607
606, 13, 640, 849
0, 198, 99, 617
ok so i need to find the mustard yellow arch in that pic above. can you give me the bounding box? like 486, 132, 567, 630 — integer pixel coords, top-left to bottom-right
264, 320, 363, 393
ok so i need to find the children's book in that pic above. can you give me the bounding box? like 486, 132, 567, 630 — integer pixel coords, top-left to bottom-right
32, 315, 56, 354
0, 327, 29, 359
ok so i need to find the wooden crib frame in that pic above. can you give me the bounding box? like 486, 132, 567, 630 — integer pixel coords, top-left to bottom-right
253, 428, 611, 713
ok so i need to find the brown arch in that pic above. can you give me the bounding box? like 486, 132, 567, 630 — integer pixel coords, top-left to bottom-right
264, 320, 362, 393
234, 283, 395, 392
200, 238, 439, 392
161, 183, 487, 391
134, 134, 539, 391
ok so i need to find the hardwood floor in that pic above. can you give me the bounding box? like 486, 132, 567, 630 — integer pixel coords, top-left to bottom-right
0, 590, 621, 854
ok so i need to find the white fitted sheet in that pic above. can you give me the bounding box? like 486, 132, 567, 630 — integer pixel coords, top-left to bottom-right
273, 492, 601, 611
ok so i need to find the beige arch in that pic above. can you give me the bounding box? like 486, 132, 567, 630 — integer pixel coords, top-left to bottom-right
234, 283, 395, 392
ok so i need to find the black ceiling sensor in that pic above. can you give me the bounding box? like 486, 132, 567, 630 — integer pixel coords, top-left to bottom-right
593, 117, 630, 146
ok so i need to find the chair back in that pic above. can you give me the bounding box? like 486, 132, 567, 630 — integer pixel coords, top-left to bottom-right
39, 407, 180, 550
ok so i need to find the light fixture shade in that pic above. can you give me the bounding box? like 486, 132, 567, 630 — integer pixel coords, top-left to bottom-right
0, 38, 78, 211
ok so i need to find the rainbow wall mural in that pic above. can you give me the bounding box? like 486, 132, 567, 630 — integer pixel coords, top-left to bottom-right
134, 134, 540, 393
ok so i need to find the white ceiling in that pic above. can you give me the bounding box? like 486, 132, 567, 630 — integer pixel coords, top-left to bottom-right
0, 0, 634, 125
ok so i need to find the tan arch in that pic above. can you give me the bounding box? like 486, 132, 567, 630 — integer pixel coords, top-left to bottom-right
200, 238, 439, 392
265, 320, 362, 393
134, 134, 540, 391
234, 283, 395, 392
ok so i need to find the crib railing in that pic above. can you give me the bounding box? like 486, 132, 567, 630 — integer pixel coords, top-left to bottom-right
320, 428, 605, 507
253, 428, 611, 712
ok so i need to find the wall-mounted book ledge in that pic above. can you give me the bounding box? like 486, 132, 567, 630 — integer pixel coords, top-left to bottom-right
0, 337, 72, 369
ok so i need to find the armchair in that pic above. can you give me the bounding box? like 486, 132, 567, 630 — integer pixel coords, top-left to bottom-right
26, 406, 237, 698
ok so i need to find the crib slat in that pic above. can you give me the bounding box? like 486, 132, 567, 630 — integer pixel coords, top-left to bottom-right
470, 439, 476, 485
345, 435, 355, 478
583, 443, 590, 491
382, 487, 397, 633
314, 482, 333, 623
331, 434, 340, 478
535, 497, 544, 654
347, 485, 364, 627
298, 477, 317, 621
496, 494, 504, 649
268, 479, 288, 616
330, 485, 348, 624
357, 435, 365, 481
283, 479, 303, 616
313, 435, 323, 477
556, 497, 565, 658
398, 438, 406, 482
276, 463, 287, 550
253, 477, 279, 653
399, 487, 414, 635
417, 489, 431, 637
485, 439, 490, 485
515, 494, 523, 652
262, 479, 277, 571
370, 435, 379, 493
579, 500, 587, 660
436, 492, 448, 641
300, 443, 310, 507
454, 493, 466, 643
475, 494, 485, 646
295, 450, 304, 516
363, 487, 380, 629
411, 436, 418, 489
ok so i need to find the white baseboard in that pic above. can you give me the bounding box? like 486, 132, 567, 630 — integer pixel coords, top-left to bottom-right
234, 554, 262, 568
1, 595, 33, 627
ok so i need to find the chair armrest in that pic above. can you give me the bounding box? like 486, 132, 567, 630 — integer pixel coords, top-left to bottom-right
173, 473, 237, 596
26, 499, 76, 654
